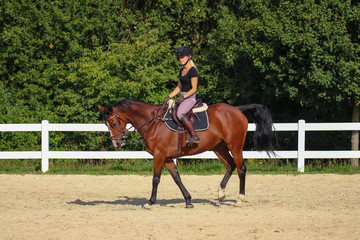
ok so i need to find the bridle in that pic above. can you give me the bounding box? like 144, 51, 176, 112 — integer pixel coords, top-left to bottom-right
105, 104, 168, 142
105, 113, 132, 141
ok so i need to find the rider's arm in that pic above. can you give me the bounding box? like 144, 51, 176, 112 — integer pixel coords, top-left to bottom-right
183, 77, 198, 98
169, 81, 182, 98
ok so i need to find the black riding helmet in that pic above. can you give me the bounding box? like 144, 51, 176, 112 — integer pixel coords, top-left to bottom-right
177, 46, 193, 59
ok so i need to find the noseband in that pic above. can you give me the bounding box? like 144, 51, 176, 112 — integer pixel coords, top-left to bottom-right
106, 113, 133, 141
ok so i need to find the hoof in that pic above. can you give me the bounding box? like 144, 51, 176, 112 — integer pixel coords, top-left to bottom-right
185, 204, 194, 209
142, 203, 151, 210
218, 185, 226, 202
236, 194, 245, 206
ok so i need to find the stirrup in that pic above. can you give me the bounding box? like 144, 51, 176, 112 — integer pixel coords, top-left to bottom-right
186, 135, 200, 146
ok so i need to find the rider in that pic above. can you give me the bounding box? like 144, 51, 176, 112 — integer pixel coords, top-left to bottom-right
164, 46, 200, 144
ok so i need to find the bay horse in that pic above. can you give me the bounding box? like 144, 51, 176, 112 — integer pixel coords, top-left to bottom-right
98, 99, 275, 209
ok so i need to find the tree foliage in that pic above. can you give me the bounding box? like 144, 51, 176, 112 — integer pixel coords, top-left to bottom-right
205, 0, 360, 120
1, 0, 359, 152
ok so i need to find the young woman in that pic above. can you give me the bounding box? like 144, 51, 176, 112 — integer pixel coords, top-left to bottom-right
164, 46, 200, 144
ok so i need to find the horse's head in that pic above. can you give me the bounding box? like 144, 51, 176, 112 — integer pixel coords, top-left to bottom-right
98, 101, 131, 148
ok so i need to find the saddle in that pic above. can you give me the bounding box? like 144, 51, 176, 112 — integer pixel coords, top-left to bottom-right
171, 98, 207, 127
164, 98, 209, 158
165, 99, 209, 132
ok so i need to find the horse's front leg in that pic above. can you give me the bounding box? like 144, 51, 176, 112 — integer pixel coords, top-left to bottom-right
143, 156, 165, 210
164, 158, 193, 208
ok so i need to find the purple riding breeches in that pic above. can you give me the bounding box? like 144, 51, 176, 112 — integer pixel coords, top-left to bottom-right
176, 92, 196, 119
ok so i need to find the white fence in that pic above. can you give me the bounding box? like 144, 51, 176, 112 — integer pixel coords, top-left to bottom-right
1, 120, 360, 173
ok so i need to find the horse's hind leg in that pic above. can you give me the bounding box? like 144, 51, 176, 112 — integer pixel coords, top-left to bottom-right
212, 142, 236, 202
164, 158, 193, 208
239, 160, 246, 201
230, 148, 246, 205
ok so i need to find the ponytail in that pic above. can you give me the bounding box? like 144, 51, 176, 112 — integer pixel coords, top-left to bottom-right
190, 59, 197, 70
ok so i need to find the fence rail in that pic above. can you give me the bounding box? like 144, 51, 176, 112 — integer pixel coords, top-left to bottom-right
1, 120, 360, 173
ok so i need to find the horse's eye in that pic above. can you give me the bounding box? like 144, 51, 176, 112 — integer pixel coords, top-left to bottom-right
112, 123, 117, 127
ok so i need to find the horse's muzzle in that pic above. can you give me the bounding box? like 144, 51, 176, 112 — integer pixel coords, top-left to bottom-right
112, 139, 125, 148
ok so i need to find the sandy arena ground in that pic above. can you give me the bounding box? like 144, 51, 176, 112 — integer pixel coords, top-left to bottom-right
0, 174, 359, 240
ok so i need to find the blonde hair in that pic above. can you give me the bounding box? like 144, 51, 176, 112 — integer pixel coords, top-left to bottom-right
189, 59, 197, 70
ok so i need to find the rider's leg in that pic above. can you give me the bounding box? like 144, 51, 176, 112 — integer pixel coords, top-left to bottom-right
176, 93, 196, 120
176, 93, 200, 144
180, 114, 200, 143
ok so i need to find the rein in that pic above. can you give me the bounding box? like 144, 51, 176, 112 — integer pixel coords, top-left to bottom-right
135, 104, 169, 138
106, 104, 168, 144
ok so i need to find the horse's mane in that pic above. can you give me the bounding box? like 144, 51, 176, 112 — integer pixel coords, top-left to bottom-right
104, 99, 131, 118
111, 99, 133, 112
105, 98, 154, 117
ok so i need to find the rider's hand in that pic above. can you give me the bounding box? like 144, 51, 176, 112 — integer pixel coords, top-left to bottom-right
163, 96, 171, 105
177, 95, 185, 103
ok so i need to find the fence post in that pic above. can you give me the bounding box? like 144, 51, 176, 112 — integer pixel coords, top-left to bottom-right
297, 119, 305, 172
41, 120, 49, 173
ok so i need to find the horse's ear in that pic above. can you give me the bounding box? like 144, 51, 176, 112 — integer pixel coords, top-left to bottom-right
98, 105, 105, 112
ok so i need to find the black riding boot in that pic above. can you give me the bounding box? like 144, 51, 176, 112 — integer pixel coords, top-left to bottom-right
180, 114, 200, 144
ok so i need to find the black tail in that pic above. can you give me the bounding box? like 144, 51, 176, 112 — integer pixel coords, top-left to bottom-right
238, 104, 276, 157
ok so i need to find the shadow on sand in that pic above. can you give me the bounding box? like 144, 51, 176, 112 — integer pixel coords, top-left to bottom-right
67, 196, 237, 207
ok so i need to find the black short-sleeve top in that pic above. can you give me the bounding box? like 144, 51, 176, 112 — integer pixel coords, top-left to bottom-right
179, 67, 198, 92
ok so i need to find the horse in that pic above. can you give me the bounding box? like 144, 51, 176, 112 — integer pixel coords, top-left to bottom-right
98, 99, 275, 209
